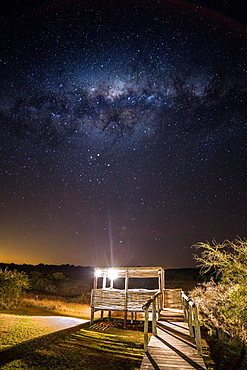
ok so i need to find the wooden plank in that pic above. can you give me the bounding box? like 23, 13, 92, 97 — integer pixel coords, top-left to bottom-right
163, 289, 183, 309
140, 309, 207, 370
92, 288, 161, 312
94, 266, 164, 278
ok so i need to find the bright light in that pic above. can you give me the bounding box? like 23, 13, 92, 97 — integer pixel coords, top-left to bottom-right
108, 268, 118, 280
95, 269, 102, 277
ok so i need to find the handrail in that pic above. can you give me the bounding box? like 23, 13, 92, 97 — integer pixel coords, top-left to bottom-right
141, 290, 203, 355
181, 290, 194, 304
142, 291, 161, 352
142, 291, 161, 310
181, 291, 202, 356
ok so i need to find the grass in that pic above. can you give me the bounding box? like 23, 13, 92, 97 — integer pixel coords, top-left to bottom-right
0, 319, 145, 369
23, 297, 91, 319
0, 314, 59, 350
0, 298, 146, 369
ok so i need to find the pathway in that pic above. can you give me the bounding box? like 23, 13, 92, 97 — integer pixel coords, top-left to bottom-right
140, 308, 207, 370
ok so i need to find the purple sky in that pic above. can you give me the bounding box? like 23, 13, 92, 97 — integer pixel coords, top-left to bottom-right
0, 0, 246, 268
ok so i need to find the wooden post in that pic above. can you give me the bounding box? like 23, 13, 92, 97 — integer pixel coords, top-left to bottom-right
93, 274, 97, 289
158, 270, 161, 292
188, 303, 194, 337
131, 312, 134, 324
142, 291, 161, 352
193, 305, 203, 355
103, 274, 106, 289
161, 269, 165, 308
90, 308, 95, 324
181, 291, 202, 356
152, 299, 157, 336
124, 271, 129, 328
144, 307, 149, 353
182, 295, 188, 321
101, 310, 104, 319
157, 297, 161, 320
90, 289, 94, 323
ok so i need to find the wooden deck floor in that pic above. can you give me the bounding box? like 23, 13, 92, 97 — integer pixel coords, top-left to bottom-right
140, 308, 207, 370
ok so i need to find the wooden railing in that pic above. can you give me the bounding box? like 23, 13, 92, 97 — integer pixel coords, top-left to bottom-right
181, 291, 202, 355
142, 291, 161, 352
141, 290, 203, 355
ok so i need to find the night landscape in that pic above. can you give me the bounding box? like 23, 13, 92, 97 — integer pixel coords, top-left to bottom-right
0, 1, 247, 368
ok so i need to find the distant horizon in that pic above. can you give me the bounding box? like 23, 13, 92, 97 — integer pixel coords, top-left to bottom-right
0, 261, 199, 270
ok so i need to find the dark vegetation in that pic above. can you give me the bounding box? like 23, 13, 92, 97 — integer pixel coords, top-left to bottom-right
0, 262, 209, 296
165, 267, 211, 291
0, 263, 94, 298
0, 263, 94, 281
191, 238, 247, 370
0, 268, 30, 309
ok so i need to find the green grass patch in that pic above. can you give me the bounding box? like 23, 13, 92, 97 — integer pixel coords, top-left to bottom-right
0, 319, 145, 370
0, 315, 50, 349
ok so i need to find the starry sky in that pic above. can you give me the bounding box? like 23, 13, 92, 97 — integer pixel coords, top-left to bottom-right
0, 0, 246, 268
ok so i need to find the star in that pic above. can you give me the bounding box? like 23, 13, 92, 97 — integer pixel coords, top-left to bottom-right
0, 0, 246, 267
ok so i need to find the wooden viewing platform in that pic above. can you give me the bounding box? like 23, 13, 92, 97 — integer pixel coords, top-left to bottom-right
91, 267, 165, 327
90, 267, 206, 369
140, 308, 207, 370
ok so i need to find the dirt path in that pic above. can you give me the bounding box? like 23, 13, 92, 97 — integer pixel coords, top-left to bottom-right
0, 314, 88, 331
13, 315, 88, 331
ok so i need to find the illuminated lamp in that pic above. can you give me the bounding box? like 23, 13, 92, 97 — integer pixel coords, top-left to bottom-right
95, 269, 102, 277
108, 269, 118, 280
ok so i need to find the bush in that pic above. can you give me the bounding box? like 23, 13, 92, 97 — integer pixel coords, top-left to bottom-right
0, 268, 30, 309
191, 280, 240, 338
29, 271, 57, 293
192, 238, 247, 343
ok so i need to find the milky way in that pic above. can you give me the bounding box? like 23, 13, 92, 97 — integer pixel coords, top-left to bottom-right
0, 0, 247, 268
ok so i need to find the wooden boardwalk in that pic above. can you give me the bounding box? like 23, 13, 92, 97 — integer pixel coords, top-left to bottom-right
140, 308, 207, 370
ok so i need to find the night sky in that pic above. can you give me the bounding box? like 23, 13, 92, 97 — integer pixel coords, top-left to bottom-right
0, 0, 246, 268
